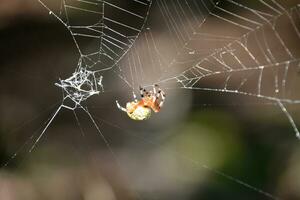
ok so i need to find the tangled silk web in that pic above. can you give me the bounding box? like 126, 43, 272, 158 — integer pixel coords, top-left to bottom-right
37, 0, 300, 137
6, 0, 300, 199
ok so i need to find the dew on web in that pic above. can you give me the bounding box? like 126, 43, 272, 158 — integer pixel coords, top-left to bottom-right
1, 0, 300, 199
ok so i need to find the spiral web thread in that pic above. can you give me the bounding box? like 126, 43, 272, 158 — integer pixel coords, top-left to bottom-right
117, 0, 300, 139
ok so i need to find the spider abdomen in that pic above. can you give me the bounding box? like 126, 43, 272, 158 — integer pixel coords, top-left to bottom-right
126, 102, 152, 120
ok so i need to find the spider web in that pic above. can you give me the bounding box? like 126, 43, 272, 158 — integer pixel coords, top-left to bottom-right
39, 0, 151, 70
116, 0, 300, 139
2, 0, 300, 199
35, 0, 152, 109
17, 0, 153, 153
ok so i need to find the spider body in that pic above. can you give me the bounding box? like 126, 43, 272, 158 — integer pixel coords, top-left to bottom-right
125, 102, 152, 120
116, 85, 166, 120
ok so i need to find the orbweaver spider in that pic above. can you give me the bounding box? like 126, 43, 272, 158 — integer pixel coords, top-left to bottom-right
116, 84, 166, 120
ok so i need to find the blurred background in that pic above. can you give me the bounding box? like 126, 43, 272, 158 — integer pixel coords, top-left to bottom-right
0, 0, 300, 200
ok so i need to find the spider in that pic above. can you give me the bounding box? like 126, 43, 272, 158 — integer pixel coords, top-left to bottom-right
116, 84, 166, 120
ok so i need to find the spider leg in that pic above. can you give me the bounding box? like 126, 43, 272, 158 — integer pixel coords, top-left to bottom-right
153, 84, 157, 95
151, 85, 158, 103
159, 90, 166, 108
149, 85, 166, 112
116, 100, 127, 112
154, 84, 161, 97
157, 87, 166, 108
139, 86, 147, 98
132, 91, 138, 103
